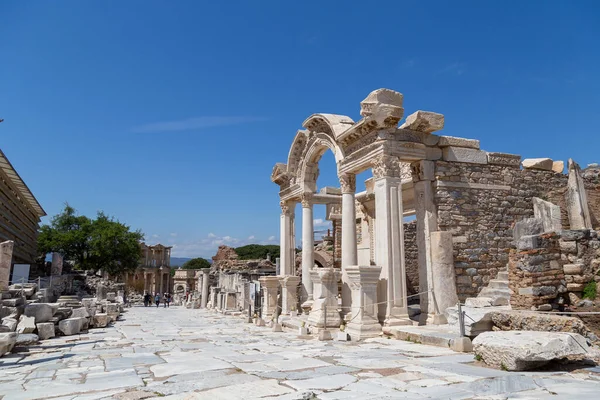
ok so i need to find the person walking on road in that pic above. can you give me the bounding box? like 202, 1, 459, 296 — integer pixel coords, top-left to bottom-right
154, 293, 161, 308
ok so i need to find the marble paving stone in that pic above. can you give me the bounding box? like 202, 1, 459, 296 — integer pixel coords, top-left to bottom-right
284, 374, 357, 391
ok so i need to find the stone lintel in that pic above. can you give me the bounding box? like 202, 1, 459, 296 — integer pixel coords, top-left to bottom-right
398, 111, 444, 134
486, 152, 522, 167
442, 147, 488, 165
437, 136, 480, 149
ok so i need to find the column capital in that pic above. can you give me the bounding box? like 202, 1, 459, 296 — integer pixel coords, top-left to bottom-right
300, 192, 313, 208
338, 173, 356, 194
372, 154, 411, 180
280, 200, 292, 215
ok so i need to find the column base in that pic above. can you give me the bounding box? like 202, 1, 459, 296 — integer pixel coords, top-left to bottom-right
346, 318, 382, 341
419, 312, 442, 325
307, 300, 341, 329
301, 299, 313, 315
318, 329, 333, 341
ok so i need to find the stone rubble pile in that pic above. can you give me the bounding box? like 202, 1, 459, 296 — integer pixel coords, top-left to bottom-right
0, 282, 125, 358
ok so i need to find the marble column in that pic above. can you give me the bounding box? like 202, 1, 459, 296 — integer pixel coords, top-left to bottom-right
280, 275, 301, 315
279, 200, 294, 276
566, 159, 592, 229
430, 231, 459, 324
413, 160, 438, 324
159, 269, 165, 294
345, 265, 382, 340
301, 192, 314, 306
340, 173, 357, 316
0, 240, 14, 291
201, 270, 209, 308
307, 268, 341, 330
373, 155, 410, 326
259, 276, 280, 318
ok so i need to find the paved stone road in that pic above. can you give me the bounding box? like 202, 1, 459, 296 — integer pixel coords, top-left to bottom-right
1, 306, 599, 399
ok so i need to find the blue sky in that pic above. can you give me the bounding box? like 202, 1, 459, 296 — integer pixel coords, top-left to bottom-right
1, 1, 599, 258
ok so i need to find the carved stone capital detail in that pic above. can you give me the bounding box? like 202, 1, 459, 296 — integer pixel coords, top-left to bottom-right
338, 173, 356, 194
280, 200, 290, 215
371, 155, 412, 180
301, 192, 313, 208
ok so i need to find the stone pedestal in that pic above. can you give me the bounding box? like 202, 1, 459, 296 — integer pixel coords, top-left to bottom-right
430, 231, 459, 324
345, 265, 382, 341
259, 276, 280, 318
0, 241, 13, 291
280, 276, 300, 315
307, 268, 341, 330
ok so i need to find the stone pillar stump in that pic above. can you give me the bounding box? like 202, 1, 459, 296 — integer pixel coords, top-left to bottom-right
308, 268, 341, 330
430, 231, 459, 324
345, 265, 382, 340
0, 240, 14, 291
259, 276, 280, 318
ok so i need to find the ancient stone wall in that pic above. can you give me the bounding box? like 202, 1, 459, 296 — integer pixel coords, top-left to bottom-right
433, 161, 600, 300
508, 230, 600, 310
508, 233, 564, 309
403, 221, 419, 295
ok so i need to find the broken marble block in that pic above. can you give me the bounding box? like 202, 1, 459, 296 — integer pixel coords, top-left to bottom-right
15, 333, 39, 346
106, 292, 117, 302
92, 313, 109, 328
446, 306, 497, 337
2, 317, 17, 332
24, 303, 58, 323
473, 331, 597, 371
58, 317, 85, 336
0, 332, 17, 356
36, 322, 56, 340
522, 158, 553, 171
17, 315, 36, 334
70, 307, 90, 319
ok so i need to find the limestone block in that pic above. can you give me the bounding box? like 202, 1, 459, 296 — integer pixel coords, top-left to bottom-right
522, 158, 553, 171
487, 152, 521, 167
105, 303, 119, 315
563, 264, 583, 275
0, 332, 17, 356
2, 297, 24, 307
54, 308, 72, 321
24, 303, 58, 323
437, 135, 479, 149
92, 313, 109, 328
70, 307, 90, 319
8, 285, 36, 298
450, 337, 473, 353
2, 317, 17, 331
552, 160, 565, 173
36, 322, 55, 340
465, 297, 493, 308
513, 218, 544, 242
106, 292, 117, 302
472, 331, 595, 371
17, 315, 36, 334
399, 111, 444, 134
532, 198, 562, 233
442, 147, 487, 164
15, 333, 39, 346
58, 317, 84, 336
559, 240, 577, 254
447, 306, 495, 337
567, 283, 585, 291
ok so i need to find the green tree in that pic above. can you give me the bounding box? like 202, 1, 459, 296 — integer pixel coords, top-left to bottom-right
182, 257, 211, 269
234, 244, 280, 260
38, 204, 144, 274
86, 212, 144, 275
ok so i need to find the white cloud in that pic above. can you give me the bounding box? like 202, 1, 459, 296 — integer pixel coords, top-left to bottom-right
248, 235, 255, 240
170, 233, 177, 237
131, 116, 267, 133
208, 233, 216, 238
313, 218, 331, 227
267, 236, 276, 241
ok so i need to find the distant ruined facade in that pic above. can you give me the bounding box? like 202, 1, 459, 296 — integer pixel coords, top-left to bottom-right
123, 243, 173, 295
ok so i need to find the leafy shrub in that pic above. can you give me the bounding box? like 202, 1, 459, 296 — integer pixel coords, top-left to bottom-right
583, 281, 597, 300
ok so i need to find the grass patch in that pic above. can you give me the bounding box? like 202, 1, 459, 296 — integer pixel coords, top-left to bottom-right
583, 281, 597, 300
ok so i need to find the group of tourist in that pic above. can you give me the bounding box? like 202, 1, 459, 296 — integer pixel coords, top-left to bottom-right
143, 292, 172, 308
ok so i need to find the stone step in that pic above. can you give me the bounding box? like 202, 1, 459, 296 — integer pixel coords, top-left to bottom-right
488, 279, 509, 289
479, 287, 511, 299
497, 271, 509, 280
